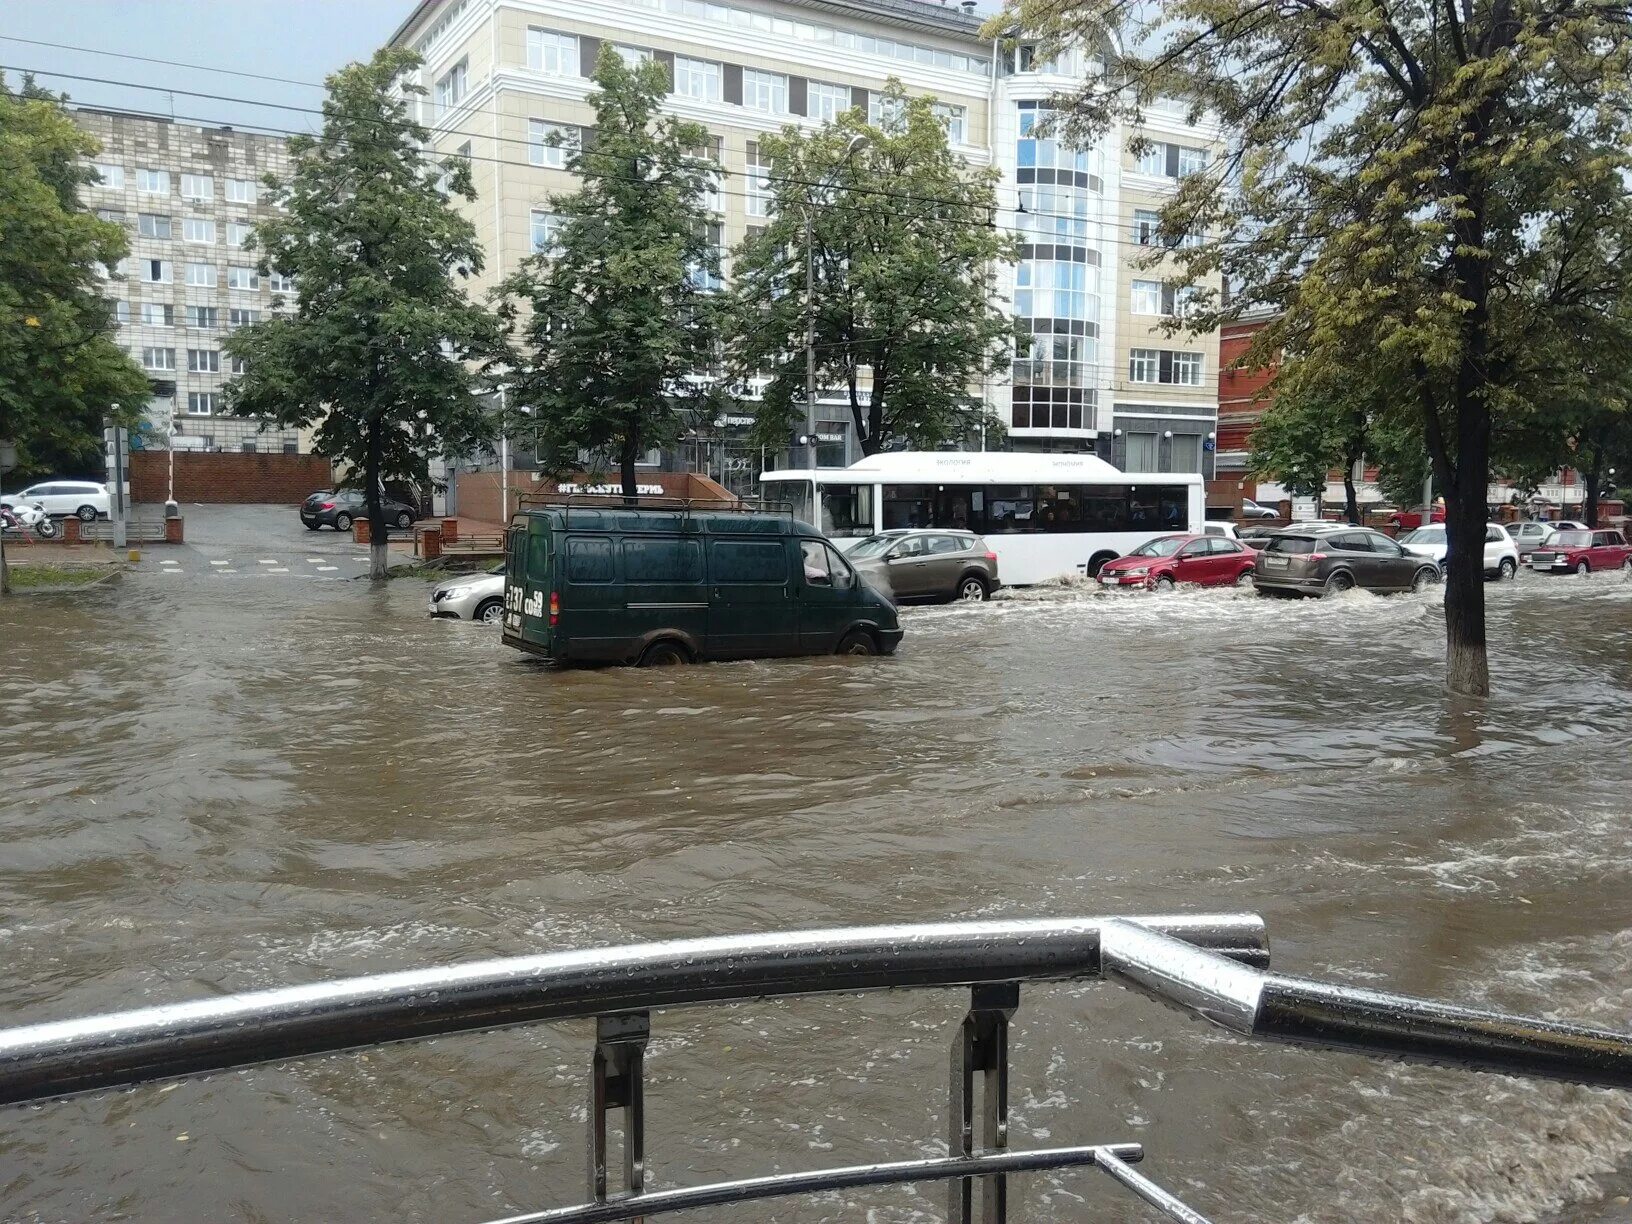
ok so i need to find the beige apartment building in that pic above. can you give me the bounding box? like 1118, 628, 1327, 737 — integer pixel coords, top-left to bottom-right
387, 0, 1223, 477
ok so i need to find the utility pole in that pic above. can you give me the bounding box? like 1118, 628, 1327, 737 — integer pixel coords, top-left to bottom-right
105, 409, 127, 551
165, 400, 179, 522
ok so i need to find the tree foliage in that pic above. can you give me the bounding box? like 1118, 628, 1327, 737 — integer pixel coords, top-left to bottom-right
503, 48, 722, 497
993, 0, 1632, 695
727, 85, 1019, 458
0, 75, 148, 484
222, 47, 504, 577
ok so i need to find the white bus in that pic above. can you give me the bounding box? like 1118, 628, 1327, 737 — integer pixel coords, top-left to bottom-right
761, 452, 1205, 586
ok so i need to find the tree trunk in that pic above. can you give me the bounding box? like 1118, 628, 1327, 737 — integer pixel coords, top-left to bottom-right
0, 526, 9, 596
1343, 470, 1360, 525
1584, 472, 1601, 529
619, 423, 639, 502
365, 427, 389, 581
1440, 395, 1492, 698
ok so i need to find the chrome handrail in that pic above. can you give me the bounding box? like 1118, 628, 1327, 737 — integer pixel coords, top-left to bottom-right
3, 912, 1630, 1224
0, 913, 1267, 1107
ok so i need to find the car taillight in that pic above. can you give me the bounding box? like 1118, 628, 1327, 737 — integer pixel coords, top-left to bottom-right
1305, 552, 1328, 562
319, 501, 335, 510
984, 551, 998, 563
548, 591, 559, 627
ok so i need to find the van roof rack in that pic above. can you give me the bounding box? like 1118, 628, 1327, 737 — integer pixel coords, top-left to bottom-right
513, 491, 795, 531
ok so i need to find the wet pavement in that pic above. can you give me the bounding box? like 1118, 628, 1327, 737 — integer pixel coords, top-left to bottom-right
2, 505, 1632, 1223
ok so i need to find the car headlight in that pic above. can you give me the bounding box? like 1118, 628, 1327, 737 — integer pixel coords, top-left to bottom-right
442, 585, 473, 600
1125, 567, 1148, 577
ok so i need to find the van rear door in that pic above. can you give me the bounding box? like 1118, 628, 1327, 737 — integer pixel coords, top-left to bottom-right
504, 520, 554, 651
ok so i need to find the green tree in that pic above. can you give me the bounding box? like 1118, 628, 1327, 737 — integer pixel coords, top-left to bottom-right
0, 75, 148, 594
223, 48, 505, 578
502, 47, 721, 498
1248, 370, 1372, 523
727, 85, 1018, 459
993, 0, 1632, 696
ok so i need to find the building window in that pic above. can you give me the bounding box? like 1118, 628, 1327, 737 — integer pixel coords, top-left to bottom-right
137, 169, 170, 195
1171, 351, 1204, 385
231, 354, 249, 374
142, 259, 172, 284
180, 174, 214, 201
1012, 258, 1095, 321
1129, 348, 1159, 383
96, 208, 125, 223
1139, 141, 1210, 179
612, 44, 651, 68
1169, 433, 1203, 473
186, 392, 217, 415
186, 305, 218, 328
228, 265, 260, 290
110, 299, 130, 324
227, 222, 252, 247
268, 271, 295, 293
1131, 280, 1164, 315
869, 93, 906, 131
688, 220, 723, 292
1133, 209, 1160, 245
806, 82, 851, 123
226, 178, 256, 204
228, 307, 260, 328
240, 440, 257, 453
529, 120, 579, 168
932, 102, 967, 144
93, 163, 124, 189
434, 60, 468, 117
688, 135, 723, 211
185, 262, 217, 287
743, 69, 787, 114
1125, 431, 1158, 471
183, 217, 216, 243
187, 348, 220, 373
141, 302, 174, 326
673, 56, 721, 101
1128, 348, 1204, 385
746, 141, 773, 217
142, 347, 175, 371
138, 213, 172, 239
529, 208, 565, 254
527, 28, 579, 75
103, 257, 131, 280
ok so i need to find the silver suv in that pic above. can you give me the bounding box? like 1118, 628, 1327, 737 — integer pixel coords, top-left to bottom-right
845, 530, 1001, 602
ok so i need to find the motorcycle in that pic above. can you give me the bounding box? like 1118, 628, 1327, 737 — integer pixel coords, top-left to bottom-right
0, 501, 59, 539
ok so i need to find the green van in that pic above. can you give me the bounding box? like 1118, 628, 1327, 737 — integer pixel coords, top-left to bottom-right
501, 501, 903, 666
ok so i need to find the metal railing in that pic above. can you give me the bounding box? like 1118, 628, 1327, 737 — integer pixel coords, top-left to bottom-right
1, 913, 1629, 1223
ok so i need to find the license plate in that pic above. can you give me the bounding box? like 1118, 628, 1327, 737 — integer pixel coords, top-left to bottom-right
1264, 557, 1288, 568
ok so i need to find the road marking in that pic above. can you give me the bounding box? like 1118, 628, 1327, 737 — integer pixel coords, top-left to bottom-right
209, 560, 229, 567
316, 565, 339, 572
258, 559, 278, 565
306, 557, 324, 563
267, 567, 290, 574
219, 569, 237, 574
159, 560, 180, 567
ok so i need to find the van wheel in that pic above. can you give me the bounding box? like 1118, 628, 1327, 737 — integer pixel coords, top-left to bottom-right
836, 630, 877, 657
638, 641, 690, 668
956, 575, 989, 602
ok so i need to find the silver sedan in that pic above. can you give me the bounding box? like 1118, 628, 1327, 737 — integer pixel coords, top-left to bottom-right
428, 566, 506, 623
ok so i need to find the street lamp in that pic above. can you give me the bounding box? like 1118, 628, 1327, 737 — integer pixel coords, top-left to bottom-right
804, 132, 869, 471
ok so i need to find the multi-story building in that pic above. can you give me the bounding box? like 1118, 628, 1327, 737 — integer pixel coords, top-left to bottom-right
385, 0, 1223, 478
75, 108, 302, 454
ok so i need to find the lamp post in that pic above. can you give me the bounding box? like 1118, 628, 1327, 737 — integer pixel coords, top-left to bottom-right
803, 133, 869, 472
165, 399, 178, 520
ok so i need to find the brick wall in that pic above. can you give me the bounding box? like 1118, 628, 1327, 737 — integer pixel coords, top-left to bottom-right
131, 451, 334, 504
454, 470, 737, 525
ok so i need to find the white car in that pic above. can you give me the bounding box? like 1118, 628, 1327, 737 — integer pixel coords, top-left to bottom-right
1505, 519, 1586, 558
1399, 522, 1520, 579
1203, 521, 1242, 540
12, 480, 111, 521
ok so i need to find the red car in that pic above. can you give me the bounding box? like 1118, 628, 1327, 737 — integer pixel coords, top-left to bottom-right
1097, 534, 1257, 590
1526, 528, 1632, 575
1389, 505, 1447, 529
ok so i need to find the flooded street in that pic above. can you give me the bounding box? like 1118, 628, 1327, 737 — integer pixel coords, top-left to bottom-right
3, 509, 1632, 1223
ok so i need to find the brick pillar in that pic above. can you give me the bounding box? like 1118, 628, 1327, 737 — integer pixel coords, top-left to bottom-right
354, 518, 372, 545
165, 516, 184, 544
63, 516, 81, 544
422, 525, 442, 560
440, 516, 459, 544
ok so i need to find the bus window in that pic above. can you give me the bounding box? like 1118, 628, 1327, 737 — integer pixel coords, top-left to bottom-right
1129, 489, 1158, 529
883, 484, 937, 529
982, 486, 1036, 534
1158, 487, 1189, 530
1081, 491, 1128, 531
819, 484, 872, 537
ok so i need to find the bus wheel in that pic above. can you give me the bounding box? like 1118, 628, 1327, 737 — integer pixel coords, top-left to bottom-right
638, 641, 690, 667
836, 630, 877, 656
1087, 552, 1117, 578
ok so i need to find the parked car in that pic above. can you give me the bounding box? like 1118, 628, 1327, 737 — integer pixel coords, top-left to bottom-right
502, 502, 902, 665
1526, 528, 1632, 575
301, 489, 418, 531
1505, 519, 1587, 559
1254, 525, 1442, 597
1238, 523, 1285, 550
1097, 534, 1257, 590
1239, 497, 1278, 519
10, 480, 110, 521
1388, 505, 1447, 529
845, 529, 1000, 602
1203, 521, 1242, 541
1399, 523, 1520, 580
428, 565, 506, 623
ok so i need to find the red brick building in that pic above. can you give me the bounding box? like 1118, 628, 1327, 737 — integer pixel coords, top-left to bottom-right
1215, 307, 1281, 502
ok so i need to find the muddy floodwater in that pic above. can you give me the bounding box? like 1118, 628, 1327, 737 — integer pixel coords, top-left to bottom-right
3, 512, 1632, 1223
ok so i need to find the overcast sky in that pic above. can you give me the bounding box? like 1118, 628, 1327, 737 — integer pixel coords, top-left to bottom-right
2, 0, 408, 135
